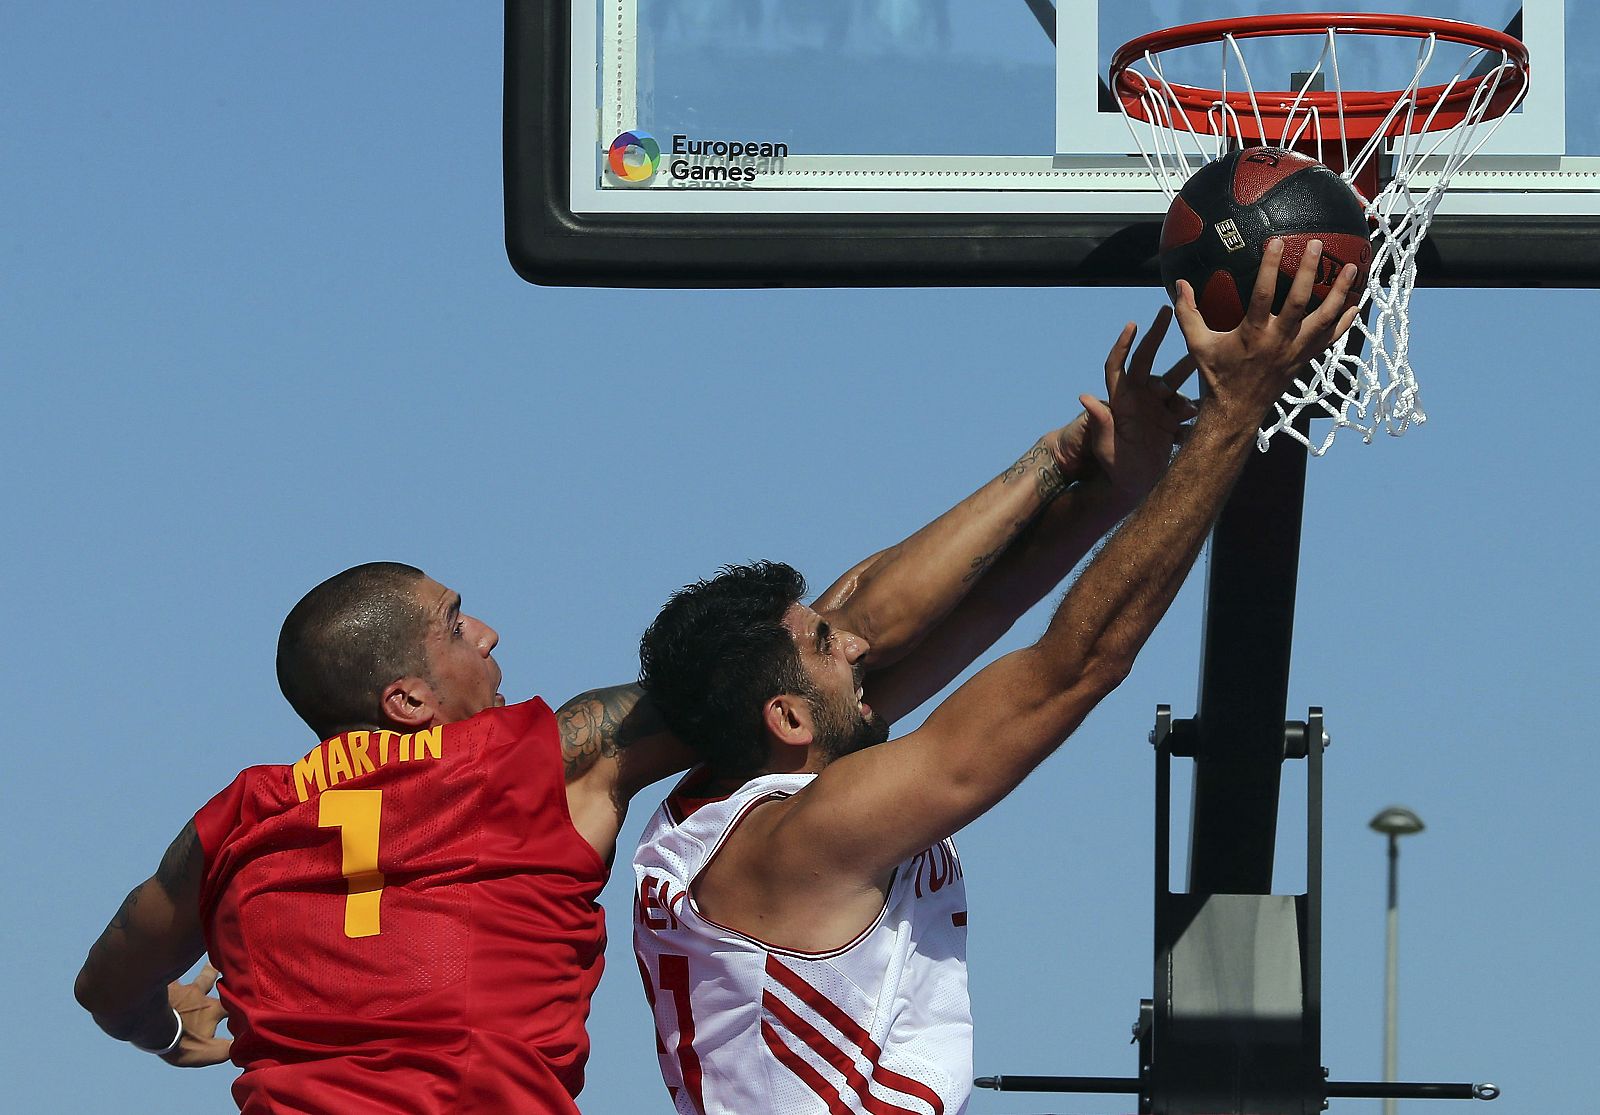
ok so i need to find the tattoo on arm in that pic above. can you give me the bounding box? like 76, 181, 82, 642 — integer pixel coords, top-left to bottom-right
106, 882, 145, 935
77, 821, 207, 1035
962, 518, 1027, 584
79, 880, 146, 999
963, 545, 1003, 585
1035, 460, 1068, 503
999, 445, 1044, 484
84, 820, 201, 970
1001, 444, 1069, 503
557, 684, 668, 780
155, 820, 200, 897
963, 449, 1071, 585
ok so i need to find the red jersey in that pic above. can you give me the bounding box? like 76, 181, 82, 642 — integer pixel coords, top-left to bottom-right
194, 698, 606, 1114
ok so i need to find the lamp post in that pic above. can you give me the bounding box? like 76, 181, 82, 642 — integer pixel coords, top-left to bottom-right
1370, 806, 1425, 1115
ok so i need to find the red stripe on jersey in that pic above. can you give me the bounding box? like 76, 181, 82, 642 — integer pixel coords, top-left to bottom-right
763, 1021, 856, 1115
658, 954, 707, 1115
766, 956, 876, 1048
763, 992, 922, 1115
633, 953, 669, 1055
766, 957, 945, 1115
868, 1064, 943, 1115
952, 911, 967, 927
665, 766, 737, 823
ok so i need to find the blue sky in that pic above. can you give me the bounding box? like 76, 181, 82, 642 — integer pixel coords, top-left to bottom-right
7, 4, 1596, 1112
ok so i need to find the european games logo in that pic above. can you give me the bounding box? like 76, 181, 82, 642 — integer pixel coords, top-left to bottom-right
608, 131, 661, 184
607, 129, 789, 188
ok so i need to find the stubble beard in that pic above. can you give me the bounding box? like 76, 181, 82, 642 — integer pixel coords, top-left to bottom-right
811, 688, 891, 765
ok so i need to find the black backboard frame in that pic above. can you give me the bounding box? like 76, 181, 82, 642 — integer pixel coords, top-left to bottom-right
505, 0, 1600, 289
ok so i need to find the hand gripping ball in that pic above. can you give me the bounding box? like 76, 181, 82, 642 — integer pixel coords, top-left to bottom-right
1159, 147, 1373, 331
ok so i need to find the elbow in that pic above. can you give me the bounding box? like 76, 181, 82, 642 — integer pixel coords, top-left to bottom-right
1090, 649, 1134, 697
74, 966, 140, 1039
1021, 647, 1133, 735
73, 966, 106, 1016
1065, 648, 1133, 705
1026, 637, 1134, 708
73, 954, 131, 1021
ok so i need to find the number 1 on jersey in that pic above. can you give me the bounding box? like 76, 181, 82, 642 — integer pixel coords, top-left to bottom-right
318, 789, 385, 938
655, 953, 706, 1113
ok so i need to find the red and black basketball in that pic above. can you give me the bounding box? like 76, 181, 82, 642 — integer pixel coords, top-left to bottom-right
1159, 147, 1372, 331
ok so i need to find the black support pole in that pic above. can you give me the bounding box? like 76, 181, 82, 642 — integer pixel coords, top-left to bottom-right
1188, 423, 1309, 895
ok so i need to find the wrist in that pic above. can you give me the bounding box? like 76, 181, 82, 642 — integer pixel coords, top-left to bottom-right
131, 1006, 183, 1056
1073, 471, 1140, 524
1006, 440, 1073, 505
1035, 436, 1084, 490
1200, 366, 1297, 433
1188, 403, 1265, 462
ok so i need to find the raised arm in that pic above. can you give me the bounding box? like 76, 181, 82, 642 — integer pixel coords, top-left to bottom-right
74, 820, 232, 1067
859, 308, 1198, 722
806, 351, 1135, 718
806, 434, 1075, 682
778, 240, 1360, 882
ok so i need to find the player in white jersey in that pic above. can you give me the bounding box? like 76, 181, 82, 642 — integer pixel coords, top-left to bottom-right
633, 303, 1200, 1113
635, 244, 1360, 1114
636, 771, 970, 1115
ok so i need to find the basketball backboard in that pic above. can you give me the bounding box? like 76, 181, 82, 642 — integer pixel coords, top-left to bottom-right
505, 0, 1600, 287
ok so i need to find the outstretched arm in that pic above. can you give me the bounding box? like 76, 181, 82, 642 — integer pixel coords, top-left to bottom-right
858, 307, 1197, 722
808, 433, 1076, 686
776, 241, 1361, 883
74, 820, 232, 1067
806, 345, 1150, 718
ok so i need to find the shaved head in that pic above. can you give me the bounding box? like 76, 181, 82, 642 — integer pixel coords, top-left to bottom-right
276, 562, 431, 739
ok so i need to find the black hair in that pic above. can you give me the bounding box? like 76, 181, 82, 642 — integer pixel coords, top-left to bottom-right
639, 561, 812, 778
276, 562, 431, 740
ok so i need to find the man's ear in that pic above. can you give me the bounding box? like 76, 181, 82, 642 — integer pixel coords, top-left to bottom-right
381, 676, 436, 729
761, 693, 814, 749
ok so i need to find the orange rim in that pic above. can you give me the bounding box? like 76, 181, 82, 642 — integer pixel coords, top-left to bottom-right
1110, 13, 1529, 143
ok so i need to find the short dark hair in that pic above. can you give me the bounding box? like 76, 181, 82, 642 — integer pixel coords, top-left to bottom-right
277, 562, 431, 739
639, 561, 812, 778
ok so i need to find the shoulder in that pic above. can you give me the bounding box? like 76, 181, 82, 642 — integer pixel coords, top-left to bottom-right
666, 771, 809, 830
690, 775, 815, 872
553, 684, 652, 781
192, 765, 272, 853
156, 817, 205, 901
457, 696, 556, 736
552, 683, 692, 802
640, 773, 810, 868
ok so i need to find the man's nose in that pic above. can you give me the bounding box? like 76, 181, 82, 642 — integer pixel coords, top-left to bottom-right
475, 619, 499, 654
841, 629, 869, 663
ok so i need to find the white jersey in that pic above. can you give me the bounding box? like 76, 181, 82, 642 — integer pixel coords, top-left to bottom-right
633, 770, 972, 1115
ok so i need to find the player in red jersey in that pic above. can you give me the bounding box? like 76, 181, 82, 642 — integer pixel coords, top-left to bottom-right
74, 563, 696, 1113
73, 306, 1200, 1112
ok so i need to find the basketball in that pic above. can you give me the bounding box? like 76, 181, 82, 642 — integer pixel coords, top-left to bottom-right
1159, 147, 1372, 331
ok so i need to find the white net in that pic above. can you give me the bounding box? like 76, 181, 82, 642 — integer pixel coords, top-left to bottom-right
1114, 22, 1527, 454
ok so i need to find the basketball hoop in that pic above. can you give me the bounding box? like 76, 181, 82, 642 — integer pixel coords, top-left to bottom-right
1111, 14, 1530, 453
